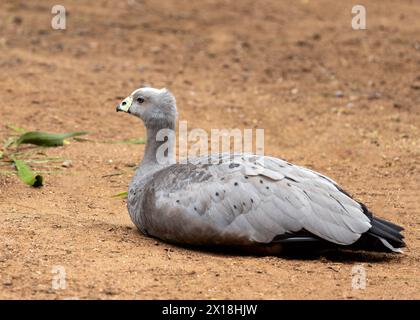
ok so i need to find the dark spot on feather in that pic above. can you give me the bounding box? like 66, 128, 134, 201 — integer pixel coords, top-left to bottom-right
194, 207, 197, 211
215, 192, 219, 196
176, 200, 180, 203
260, 180, 263, 184
229, 163, 240, 169
287, 183, 291, 187
234, 205, 237, 209
220, 177, 224, 181
234, 182, 238, 186
251, 198, 254, 203
266, 186, 269, 190
244, 176, 248, 179
285, 176, 298, 183
242, 202, 246, 206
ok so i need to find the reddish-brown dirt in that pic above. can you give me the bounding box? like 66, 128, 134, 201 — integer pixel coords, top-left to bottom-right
0, 0, 419, 299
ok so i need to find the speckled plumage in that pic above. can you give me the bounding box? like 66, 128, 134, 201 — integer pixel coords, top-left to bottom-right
117, 88, 405, 254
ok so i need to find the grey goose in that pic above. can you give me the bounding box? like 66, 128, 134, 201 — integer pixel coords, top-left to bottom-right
116, 87, 405, 254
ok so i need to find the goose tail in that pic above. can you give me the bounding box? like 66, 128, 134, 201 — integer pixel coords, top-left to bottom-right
355, 204, 406, 253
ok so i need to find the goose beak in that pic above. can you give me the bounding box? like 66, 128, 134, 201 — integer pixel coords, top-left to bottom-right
116, 96, 133, 113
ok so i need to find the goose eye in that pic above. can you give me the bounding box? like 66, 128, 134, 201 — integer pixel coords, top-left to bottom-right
137, 97, 144, 104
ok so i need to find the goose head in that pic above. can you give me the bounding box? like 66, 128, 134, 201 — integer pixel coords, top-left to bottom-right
117, 87, 177, 129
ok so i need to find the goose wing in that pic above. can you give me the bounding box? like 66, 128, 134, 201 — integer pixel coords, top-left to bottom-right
140, 154, 372, 246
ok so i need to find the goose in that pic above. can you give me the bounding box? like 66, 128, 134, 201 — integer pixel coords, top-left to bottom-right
116, 87, 405, 254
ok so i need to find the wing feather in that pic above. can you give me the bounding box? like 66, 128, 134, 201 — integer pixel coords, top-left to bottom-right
143, 154, 372, 246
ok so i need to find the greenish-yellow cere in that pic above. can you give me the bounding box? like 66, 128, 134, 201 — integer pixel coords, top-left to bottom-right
120, 96, 133, 112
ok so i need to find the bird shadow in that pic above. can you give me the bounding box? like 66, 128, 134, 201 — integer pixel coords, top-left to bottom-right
175, 243, 402, 264
279, 248, 400, 263
102, 224, 403, 264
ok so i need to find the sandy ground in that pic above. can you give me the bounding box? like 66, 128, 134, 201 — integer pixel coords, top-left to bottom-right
0, 0, 419, 299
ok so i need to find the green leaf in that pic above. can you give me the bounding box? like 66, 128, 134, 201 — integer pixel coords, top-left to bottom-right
112, 191, 128, 198
112, 138, 146, 145
6, 124, 26, 133
13, 159, 44, 187
16, 131, 89, 147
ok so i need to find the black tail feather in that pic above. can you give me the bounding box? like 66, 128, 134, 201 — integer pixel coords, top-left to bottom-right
370, 218, 405, 245
358, 204, 405, 252
373, 216, 404, 232
271, 200, 406, 254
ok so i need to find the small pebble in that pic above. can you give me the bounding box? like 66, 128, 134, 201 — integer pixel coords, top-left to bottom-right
3, 278, 12, 286
335, 90, 344, 98
62, 160, 73, 168
103, 288, 118, 295
125, 162, 137, 168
